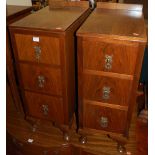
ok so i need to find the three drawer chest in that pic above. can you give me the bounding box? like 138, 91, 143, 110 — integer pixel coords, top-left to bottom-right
9, 2, 91, 141
76, 2, 147, 152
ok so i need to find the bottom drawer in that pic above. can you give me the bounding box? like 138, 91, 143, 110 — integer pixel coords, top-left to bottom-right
24, 91, 64, 124
83, 102, 127, 134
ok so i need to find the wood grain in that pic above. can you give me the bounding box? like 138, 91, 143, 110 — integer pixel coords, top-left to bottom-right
9, 6, 90, 32
83, 40, 138, 75
9, 3, 91, 132
24, 91, 64, 124
7, 95, 138, 155
83, 74, 132, 106
77, 3, 147, 147
49, 1, 89, 9
83, 103, 127, 134
15, 33, 61, 65
7, 5, 32, 25
96, 2, 143, 11
6, 5, 32, 116
19, 63, 62, 96
77, 4, 146, 42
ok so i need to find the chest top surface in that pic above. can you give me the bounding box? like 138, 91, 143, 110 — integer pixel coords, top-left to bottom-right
10, 6, 89, 32
7, 5, 32, 17
77, 3, 147, 42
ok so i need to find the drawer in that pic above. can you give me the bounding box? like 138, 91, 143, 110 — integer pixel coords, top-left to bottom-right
19, 63, 62, 96
83, 40, 138, 75
83, 103, 127, 134
25, 91, 64, 124
83, 74, 132, 106
15, 34, 60, 65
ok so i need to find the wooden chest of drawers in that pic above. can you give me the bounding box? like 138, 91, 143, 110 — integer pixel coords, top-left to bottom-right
9, 2, 91, 140
76, 2, 147, 151
7, 5, 33, 116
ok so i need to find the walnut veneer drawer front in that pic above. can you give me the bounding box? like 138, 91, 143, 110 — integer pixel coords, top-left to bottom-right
83, 40, 138, 75
25, 91, 64, 124
15, 34, 60, 65
84, 103, 127, 134
19, 63, 62, 96
83, 74, 132, 106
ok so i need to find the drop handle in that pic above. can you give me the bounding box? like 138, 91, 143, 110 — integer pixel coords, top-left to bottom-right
37, 75, 45, 88
34, 46, 41, 61
42, 104, 48, 115
100, 116, 108, 128
105, 55, 113, 70
102, 86, 111, 100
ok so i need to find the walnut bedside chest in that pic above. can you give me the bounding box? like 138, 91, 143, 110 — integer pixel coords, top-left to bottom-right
76, 2, 147, 152
9, 2, 91, 141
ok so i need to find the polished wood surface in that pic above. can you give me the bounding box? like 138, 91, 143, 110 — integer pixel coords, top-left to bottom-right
83, 40, 138, 75
10, 6, 90, 32
6, 91, 138, 155
96, 2, 143, 11
19, 63, 62, 96
25, 91, 64, 124
7, 5, 32, 115
7, 5, 32, 17
83, 103, 127, 134
9, 4, 91, 137
7, 5, 32, 25
77, 3, 147, 149
15, 34, 61, 65
83, 74, 132, 106
77, 3, 146, 42
49, 1, 89, 9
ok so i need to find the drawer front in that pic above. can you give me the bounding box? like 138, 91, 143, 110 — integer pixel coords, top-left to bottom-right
83, 41, 138, 75
25, 91, 64, 124
83, 74, 132, 106
15, 34, 60, 65
19, 63, 62, 96
83, 103, 127, 134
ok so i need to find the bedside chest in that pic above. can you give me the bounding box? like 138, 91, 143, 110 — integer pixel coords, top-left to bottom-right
76, 2, 147, 152
7, 5, 32, 116
9, 2, 91, 141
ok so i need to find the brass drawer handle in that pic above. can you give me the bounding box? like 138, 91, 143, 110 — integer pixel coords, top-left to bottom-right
105, 55, 113, 70
103, 86, 111, 100
100, 116, 108, 128
34, 46, 41, 61
37, 75, 45, 88
42, 104, 49, 115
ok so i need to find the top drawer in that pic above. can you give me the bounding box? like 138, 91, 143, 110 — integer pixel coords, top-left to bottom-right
83, 40, 138, 75
14, 34, 61, 65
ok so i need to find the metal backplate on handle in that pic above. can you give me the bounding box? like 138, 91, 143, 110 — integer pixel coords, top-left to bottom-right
103, 86, 111, 100
100, 116, 108, 128
105, 55, 113, 70
42, 104, 48, 115
37, 75, 45, 88
34, 46, 41, 61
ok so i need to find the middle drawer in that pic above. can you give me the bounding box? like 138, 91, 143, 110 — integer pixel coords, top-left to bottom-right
83, 74, 133, 106
19, 63, 62, 96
